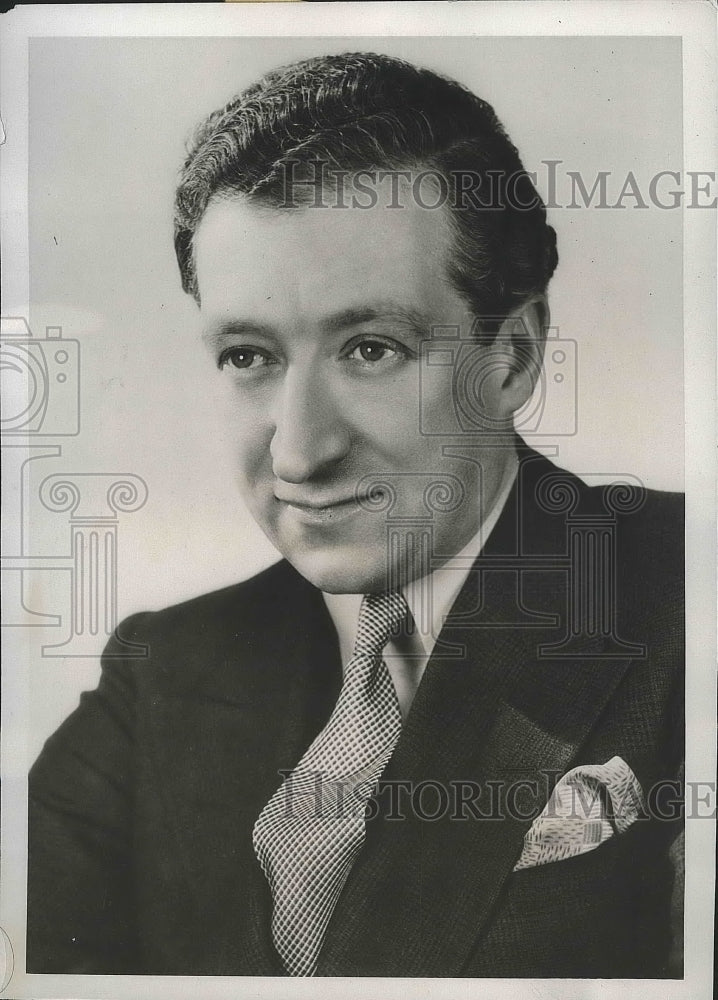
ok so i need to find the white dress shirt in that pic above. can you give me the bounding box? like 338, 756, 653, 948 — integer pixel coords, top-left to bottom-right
323, 453, 519, 718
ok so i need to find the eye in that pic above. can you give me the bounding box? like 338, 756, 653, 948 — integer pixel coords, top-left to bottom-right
217, 347, 274, 372
346, 339, 403, 364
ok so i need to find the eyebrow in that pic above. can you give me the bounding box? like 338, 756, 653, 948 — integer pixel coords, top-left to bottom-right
319, 305, 430, 337
201, 321, 273, 349
202, 303, 431, 346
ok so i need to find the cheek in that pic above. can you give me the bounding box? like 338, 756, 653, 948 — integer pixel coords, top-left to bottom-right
236, 439, 272, 489
420, 350, 511, 431
222, 400, 274, 484
412, 370, 461, 441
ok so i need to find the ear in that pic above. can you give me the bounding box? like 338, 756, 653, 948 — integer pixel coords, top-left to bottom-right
492, 296, 549, 419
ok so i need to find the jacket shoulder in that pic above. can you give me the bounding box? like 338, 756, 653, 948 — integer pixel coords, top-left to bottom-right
115, 558, 307, 643
109, 559, 326, 691
598, 485, 684, 581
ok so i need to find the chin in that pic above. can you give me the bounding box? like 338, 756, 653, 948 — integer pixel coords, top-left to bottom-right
284, 547, 390, 595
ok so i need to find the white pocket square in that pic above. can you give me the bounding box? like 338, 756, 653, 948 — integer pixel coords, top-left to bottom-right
513, 755, 645, 871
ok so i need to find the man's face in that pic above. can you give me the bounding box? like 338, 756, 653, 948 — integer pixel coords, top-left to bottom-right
194, 186, 514, 593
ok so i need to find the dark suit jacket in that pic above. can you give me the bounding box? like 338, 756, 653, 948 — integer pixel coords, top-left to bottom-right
27, 447, 684, 977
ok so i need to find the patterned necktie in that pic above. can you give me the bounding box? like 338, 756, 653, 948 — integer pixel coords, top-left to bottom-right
252, 590, 409, 977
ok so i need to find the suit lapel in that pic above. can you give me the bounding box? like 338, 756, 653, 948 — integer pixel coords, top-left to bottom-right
318, 449, 638, 976
146, 565, 341, 975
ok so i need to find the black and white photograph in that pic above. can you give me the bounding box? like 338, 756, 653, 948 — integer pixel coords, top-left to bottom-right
0, 3, 715, 998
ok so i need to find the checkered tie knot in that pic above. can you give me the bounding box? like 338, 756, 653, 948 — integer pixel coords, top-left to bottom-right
252, 590, 409, 976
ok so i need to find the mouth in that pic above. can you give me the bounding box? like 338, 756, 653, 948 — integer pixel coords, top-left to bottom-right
274, 494, 364, 523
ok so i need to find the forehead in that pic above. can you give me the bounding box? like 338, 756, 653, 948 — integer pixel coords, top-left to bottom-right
192, 189, 463, 327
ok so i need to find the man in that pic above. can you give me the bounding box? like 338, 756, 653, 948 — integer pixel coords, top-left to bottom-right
28, 52, 684, 978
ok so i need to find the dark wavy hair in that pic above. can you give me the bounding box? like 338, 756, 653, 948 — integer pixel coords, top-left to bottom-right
174, 52, 558, 335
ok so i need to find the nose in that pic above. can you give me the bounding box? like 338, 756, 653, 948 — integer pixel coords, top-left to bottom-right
269, 368, 351, 483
